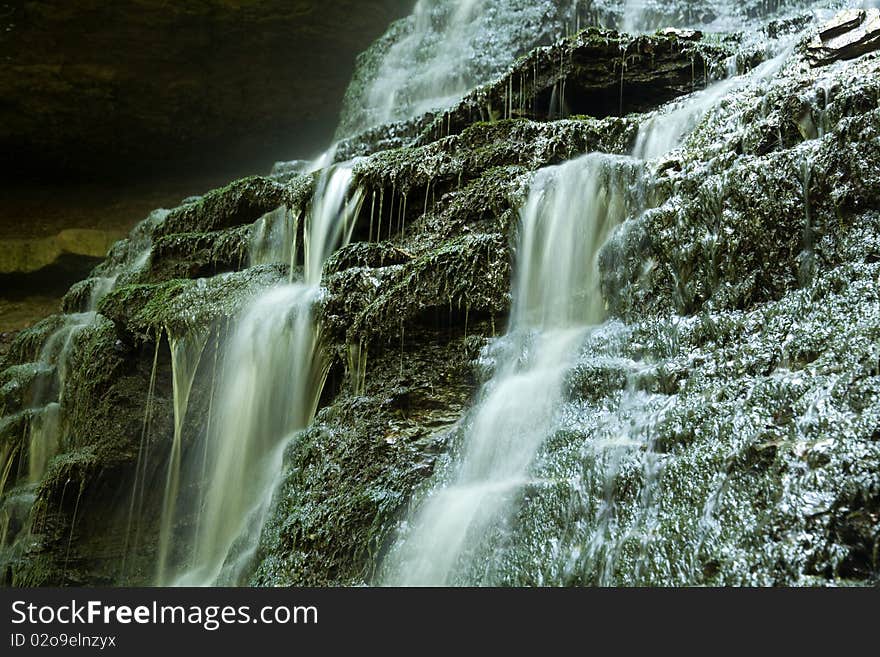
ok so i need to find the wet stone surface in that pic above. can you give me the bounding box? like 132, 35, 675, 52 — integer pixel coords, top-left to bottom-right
0, 3, 878, 586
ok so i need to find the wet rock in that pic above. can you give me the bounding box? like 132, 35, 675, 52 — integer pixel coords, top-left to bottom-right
0, 315, 68, 370
154, 177, 289, 238
0, 331, 21, 361
98, 265, 287, 341
251, 325, 483, 586
807, 9, 880, 66
414, 28, 736, 147
145, 227, 251, 283
603, 52, 880, 319
338, 28, 735, 161
352, 116, 638, 199
0, 363, 56, 415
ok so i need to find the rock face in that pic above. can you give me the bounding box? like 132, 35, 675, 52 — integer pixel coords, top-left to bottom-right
1, 9, 879, 587
807, 8, 880, 65
0, 0, 412, 180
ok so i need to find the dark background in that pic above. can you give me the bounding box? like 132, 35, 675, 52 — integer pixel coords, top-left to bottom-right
0, 0, 413, 182
0, 0, 413, 335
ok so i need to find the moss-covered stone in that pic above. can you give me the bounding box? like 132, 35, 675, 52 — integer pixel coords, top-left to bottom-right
1, 315, 68, 370
414, 28, 737, 147
98, 265, 287, 341
602, 52, 880, 318
154, 177, 288, 238
251, 324, 485, 586
145, 226, 251, 283
0, 363, 56, 416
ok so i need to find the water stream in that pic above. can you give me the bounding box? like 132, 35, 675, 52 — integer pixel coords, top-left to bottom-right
155, 328, 210, 584
382, 33, 799, 586
168, 164, 364, 585
383, 153, 639, 584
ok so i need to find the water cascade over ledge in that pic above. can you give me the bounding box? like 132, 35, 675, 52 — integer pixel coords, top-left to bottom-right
164, 164, 364, 586
381, 38, 800, 585
382, 153, 641, 584
4, 0, 877, 588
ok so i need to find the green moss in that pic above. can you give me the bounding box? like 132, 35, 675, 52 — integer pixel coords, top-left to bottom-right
251, 327, 481, 585
154, 176, 287, 238
146, 226, 251, 282
1, 315, 68, 370
0, 363, 55, 416
98, 264, 287, 340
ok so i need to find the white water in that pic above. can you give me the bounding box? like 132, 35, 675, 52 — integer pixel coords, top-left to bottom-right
382, 25, 804, 585
0, 235, 136, 556
621, 0, 652, 34
20, 311, 99, 485
622, 0, 826, 34
249, 205, 297, 270
155, 328, 209, 584
339, 0, 587, 136
384, 153, 637, 585
364, 0, 486, 129
633, 41, 795, 160
171, 164, 363, 586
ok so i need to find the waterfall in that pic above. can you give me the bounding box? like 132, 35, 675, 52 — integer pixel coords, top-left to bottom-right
633, 42, 795, 160
169, 164, 363, 586
337, 0, 583, 137
0, 207, 153, 562
155, 328, 209, 584
363, 0, 486, 128
383, 153, 639, 585
382, 26, 802, 585
621, 0, 650, 33
249, 205, 297, 270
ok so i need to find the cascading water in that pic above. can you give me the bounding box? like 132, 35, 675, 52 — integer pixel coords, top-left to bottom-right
382, 153, 639, 585
633, 41, 795, 160
155, 328, 209, 584
621, 0, 827, 34
382, 24, 805, 585
0, 204, 159, 567
336, 0, 584, 137
363, 0, 485, 127
167, 164, 364, 586
249, 205, 297, 270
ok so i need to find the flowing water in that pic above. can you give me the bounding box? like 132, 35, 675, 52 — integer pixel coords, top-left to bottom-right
363, 0, 486, 128
0, 214, 153, 562
249, 205, 297, 270
381, 27, 803, 585
383, 154, 640, 585
2, 0, 847, 587
337, 0, 583, 136
168, 164, 364, 585
155, 328, 209, 584
633, 41, 795, 160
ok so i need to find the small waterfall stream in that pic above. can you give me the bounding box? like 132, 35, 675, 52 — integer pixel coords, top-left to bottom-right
383, 154, 639, 585
155, 328, 209, 584
363, 0, 487, 128
0, 205, 158, 571
167, 163, 364, 585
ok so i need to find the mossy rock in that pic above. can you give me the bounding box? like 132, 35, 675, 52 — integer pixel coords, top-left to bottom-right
154, 177, 289, 238
98, 264, 287, 341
